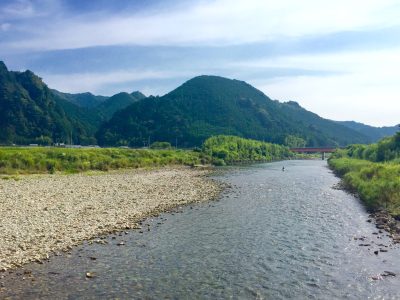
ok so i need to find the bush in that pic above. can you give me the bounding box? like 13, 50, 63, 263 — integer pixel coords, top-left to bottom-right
150, 142, 172, 149
0, 147, 204, 174
329, 135, 400, 217
202, 135, 292, 165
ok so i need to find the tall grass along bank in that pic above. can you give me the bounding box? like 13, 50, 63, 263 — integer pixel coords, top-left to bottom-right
0, 135, 293, 174
0, 147, 208, 174
328, 133, 400, 218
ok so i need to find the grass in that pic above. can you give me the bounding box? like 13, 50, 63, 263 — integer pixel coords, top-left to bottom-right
0, 147, 209, 174
328, 157, 400, 218
0, 135, 294, 175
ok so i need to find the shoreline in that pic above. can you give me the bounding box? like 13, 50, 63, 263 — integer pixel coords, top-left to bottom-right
331, 172, 400, 244
0, 167, 223, 271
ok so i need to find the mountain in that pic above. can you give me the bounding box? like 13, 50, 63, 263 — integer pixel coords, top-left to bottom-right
96, 91, 145, 120
52, 95, 102, 143
276, 101, 370, 146
51, 90, 145, 122
0, 61, 94, 145
51, 89, 108, 108
336, 121, 399, 143
51, 89, 145, 119
0, 61, 388, 148
96, 75, 369, 147
0, 61, 148, 145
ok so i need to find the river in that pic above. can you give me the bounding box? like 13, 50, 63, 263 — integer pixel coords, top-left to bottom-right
1, 160, 399, 299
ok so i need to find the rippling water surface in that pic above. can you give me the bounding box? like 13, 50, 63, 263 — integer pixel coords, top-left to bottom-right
2, 160, 400, 299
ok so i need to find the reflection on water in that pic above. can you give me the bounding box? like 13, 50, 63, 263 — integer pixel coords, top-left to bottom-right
1, 160, 399, 299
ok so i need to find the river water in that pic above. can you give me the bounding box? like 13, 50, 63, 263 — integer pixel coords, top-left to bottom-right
1, 160, 400, 299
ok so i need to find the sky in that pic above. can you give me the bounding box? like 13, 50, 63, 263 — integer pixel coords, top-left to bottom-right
0, 0, 399, 127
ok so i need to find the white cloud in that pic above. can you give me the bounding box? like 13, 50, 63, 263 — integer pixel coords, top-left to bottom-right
258, 75, 399, 127
3, 0, 399, 126
0, 0, 35, 19
0, 23, 10, 31
4, 0, 400, 50
40, 69, 193, 95
244, 49, 400, 126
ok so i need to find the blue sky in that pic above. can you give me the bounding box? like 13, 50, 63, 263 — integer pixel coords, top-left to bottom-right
1, 0, 399, 126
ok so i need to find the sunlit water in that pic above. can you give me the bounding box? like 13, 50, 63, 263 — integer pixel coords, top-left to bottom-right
1, 160, 399, 299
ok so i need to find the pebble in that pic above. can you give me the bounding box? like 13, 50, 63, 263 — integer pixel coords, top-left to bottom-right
0, 168, 222, 271
382, 271, 396, 277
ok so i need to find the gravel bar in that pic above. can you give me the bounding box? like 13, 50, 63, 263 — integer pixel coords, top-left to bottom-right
0, 167, 222, 270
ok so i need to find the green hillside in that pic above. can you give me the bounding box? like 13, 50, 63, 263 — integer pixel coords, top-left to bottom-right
0, 62, 383, 148
51, 89, 108, 108
97, 75, 369, 147
337, 120, 399, 143
0, 62, 93, 145
96, 91, 145, 120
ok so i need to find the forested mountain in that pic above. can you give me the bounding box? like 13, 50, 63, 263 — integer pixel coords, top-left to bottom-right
0, 61, 147, 145
276, 101, 370, 146
0, 61, 388, 148
96, 75, 369, 147
0, 61, 94, 145
96, 91, 145, 120
51, 89, 108, 108
336, 121, 398, 143
53, 95, 102, 144
52, 89, 144, 120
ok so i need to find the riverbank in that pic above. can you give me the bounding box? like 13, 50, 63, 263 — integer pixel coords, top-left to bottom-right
327, 133, 400, 242
0, 167, 222, 271
328, 160, 400, 243
2, 160, 399, 299
0, 147, 207, 174
329, 159, 400, 243
0, 135, 292, 174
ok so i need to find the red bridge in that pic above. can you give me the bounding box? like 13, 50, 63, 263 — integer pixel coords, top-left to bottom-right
290, 147, 338, 160
290, 147, 337, 153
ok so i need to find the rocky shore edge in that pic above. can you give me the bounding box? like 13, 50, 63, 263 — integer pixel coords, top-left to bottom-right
368, 211, 400, 244
332, 181, 400, 244
0, 167, 224, 271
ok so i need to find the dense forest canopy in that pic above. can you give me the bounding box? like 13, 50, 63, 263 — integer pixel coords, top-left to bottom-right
0, 62, 143, 145
0, 62, 396, 147
96, 75, 370, 147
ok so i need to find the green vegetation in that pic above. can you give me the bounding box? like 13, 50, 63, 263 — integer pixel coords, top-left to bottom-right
95, 91, 145, 120
329, 133, 400, 217
0, 61, 143, 146
337, 120, 398, 143
0, 62, 93, 145
97, 75, 369, 147
284, 135, 306, 148
0, 135, 292, 174
51, 89, 109, 108
150, 141, 172, 149
2, 62, 392, 148
202, 135, 292, 166
0, 147, 207, 174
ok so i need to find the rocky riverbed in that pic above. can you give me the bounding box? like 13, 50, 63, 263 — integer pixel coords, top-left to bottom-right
369, 211, 400, 243
0, 167, 222, 271
332, 181, 400, 244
